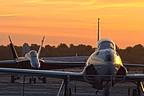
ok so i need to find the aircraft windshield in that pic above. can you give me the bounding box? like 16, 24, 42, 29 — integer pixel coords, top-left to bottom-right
98, 41, 114, 50
30, 51, 37, 57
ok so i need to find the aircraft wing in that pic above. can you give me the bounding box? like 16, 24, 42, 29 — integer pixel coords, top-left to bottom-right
0, 68, 83, 80
0, 60, 16, 64
0, 60, 17, 67
40, 60, 85, 69
0, 59, 29, 68
43, 60, 85, 66
123, 63, 144, 68
0, 67, 144, 82
125, 74, 144, 81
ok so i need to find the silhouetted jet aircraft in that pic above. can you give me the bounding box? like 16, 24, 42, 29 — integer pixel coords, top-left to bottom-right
0, 36, 84, 83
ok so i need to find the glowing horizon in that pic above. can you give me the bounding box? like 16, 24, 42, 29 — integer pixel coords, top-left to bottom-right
1, 0, 144, 49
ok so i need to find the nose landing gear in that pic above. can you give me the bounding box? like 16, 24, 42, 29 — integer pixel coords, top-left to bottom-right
131, 81, 144, 96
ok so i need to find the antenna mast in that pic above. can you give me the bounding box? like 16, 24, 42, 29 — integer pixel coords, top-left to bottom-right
97, 18, 100, 41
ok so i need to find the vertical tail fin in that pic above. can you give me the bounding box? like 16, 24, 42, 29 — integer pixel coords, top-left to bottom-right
21, 43, 31, 56
97, 18, 100, 42
8, 36, 19, 59
38, 36, 45, 57
96, 18, 100, 50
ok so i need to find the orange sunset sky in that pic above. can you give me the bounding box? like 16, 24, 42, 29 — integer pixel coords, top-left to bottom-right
0, 0, 144, 49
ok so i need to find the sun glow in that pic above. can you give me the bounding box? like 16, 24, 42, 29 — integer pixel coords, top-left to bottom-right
0, 0, 144, 48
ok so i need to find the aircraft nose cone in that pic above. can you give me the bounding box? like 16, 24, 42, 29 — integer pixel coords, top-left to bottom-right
105, 54, 112, 61
34, 63, 40, 68
104, 50, 114, 62
31, 62, 40, 69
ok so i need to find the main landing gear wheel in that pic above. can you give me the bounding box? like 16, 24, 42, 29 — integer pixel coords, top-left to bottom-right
102, 81, 110, 96
11, 76, 15, 83
29, 78, 36, 83
103, 89, 110, 96
42, 77, 46, 83
132, 88, 140, 96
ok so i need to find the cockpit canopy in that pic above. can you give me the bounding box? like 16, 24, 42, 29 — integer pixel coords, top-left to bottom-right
29, 50, 37, 57
98, 41, 114, 50
98, 38, 116, 50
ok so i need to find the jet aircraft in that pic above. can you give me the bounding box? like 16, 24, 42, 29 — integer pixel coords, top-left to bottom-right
0, 18, 144, 96
0, 36, 84, 83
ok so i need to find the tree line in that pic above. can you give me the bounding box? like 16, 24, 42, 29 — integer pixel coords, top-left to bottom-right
0, 43, 144, 64
0, 43, 95, 60
118, 44, 144, 64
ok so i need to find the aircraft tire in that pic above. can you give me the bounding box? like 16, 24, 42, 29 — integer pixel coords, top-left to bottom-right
42, 77, 46, 83
105, 91, 110, 96
34, 78, 36, 83
29, 78, 32, 83
132, 89, 139, 96
103, 89, 110, 96
11, 76, 15, 83
69, 88, 72, 96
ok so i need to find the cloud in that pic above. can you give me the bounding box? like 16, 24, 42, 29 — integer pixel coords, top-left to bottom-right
25, 0, 42, 3
97, 0, 141, 4
23, 0, 96, 5
0, 14, 19, 17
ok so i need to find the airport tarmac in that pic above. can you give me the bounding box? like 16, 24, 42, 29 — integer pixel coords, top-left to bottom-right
0, 75, 143, 96
0, 68, 143, 96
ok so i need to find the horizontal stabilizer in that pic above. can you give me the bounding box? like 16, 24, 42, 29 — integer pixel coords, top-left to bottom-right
97, 18, 100, 42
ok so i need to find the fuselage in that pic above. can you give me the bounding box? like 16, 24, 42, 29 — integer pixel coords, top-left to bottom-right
83, 38, 125, 81
25, 50, 40, 69
86, 48, 122, 75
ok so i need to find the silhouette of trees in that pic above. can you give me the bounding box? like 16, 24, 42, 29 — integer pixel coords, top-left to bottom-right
41, 43, 95, 57
30, 44, 39, 51
42, 45, 56, 57
0, 45, 11, 60
0, 43, 144, 64
118, 44, 144, 64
